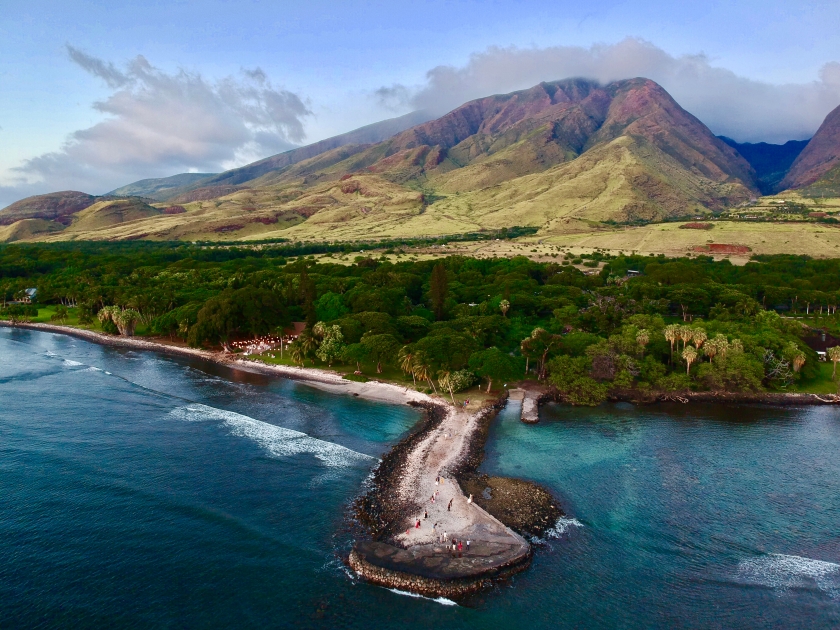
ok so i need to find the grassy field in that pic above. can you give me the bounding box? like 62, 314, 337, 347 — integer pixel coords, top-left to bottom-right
293, 221, 840, 268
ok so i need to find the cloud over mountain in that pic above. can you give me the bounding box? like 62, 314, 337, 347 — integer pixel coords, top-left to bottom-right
4, 47, 311, 201
378, 38, 840, 145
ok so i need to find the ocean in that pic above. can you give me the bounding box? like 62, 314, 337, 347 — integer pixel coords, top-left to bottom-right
1, 328, 839, 628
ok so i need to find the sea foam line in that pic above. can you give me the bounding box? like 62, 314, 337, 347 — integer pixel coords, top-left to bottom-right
387, 588, 458, 606
169, 404, 376, 468
738, 553, 840, 597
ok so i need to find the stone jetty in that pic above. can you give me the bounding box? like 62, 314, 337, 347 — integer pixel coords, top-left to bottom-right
349, 401, 532, 597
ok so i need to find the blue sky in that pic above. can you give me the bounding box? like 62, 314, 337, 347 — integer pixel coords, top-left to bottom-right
2, 0, 839, 206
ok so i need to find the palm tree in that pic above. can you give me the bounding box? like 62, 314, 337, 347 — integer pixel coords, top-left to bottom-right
438, 371, 456, 405
682, 345, 698, 375
828, 346, 840, 379
678, 325, 694, 353
289, 341, 305, 366
298, 330, 318, 365
636, 329, 649, 358
399, 346, 416, 386
692, 329, 707, 350
499, 299, 510, 318
704, 337, 719, 363
412, 355, 436, 395
664, 324, 679, 361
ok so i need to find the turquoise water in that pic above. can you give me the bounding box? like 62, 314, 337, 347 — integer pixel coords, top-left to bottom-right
2, 328, 839, 628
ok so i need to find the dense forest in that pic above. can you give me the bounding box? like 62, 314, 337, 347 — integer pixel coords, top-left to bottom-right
2, 242, 840, 404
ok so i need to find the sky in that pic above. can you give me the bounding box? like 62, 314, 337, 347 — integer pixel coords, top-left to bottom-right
1, 0, 840, 207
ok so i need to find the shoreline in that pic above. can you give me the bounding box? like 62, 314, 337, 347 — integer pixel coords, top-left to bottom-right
1, 321, 538, 597
2, 321, 836, 407
6, 321, 835, 598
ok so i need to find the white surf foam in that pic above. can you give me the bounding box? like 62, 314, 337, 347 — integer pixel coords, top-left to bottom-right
530, 517, 583, 544
169, 404, 376, 468
63, 359, 84, 367
386, 588, 457, 606
546, 517, 584, 538
738, 554, 840, 597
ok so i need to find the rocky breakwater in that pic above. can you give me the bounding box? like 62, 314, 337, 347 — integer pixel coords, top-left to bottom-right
349, 400, 533, 598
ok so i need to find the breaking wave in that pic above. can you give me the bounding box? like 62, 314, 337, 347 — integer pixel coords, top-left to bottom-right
63, 359, 84, 367
738, 554, 840, 597
386, 588, 457, 606
530, 517, 584, 544
168, 404, 376, 468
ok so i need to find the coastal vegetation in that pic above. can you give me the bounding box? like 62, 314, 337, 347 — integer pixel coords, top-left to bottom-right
3, 242, 840, 403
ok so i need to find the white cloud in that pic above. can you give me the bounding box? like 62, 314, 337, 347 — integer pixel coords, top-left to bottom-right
380, 38, 840, 144
2, 46, 311, 205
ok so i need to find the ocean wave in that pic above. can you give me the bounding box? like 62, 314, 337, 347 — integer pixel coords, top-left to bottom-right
530, 517, 583, 544
738, 553, 840, 597
386, 588, 457, 606
63, 359, 84, 367
169, 404, 376, 468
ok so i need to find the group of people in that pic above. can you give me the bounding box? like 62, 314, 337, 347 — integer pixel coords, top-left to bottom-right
435, 532, 469, 558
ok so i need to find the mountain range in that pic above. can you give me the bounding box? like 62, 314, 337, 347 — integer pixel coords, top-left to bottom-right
2, 78, 840, 243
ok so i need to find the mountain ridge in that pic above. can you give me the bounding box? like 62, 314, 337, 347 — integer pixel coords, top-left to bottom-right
6, 78, 822, 243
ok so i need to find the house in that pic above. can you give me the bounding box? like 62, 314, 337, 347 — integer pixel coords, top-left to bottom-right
8, 288, 37, 305
626, 270, 642, 277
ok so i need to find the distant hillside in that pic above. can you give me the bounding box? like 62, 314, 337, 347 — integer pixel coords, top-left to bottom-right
157, 110, 433, 201
107, 173, 216, 201
781, 102, 840, 194
720, 137, 809, 194
1, 80, 764, 243
0, 191, 96, 226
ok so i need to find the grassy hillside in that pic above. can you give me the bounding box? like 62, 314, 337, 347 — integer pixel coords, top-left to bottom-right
1, 78, 764, 244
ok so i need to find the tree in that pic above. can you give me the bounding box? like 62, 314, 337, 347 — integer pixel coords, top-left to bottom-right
691, 329, 707, 350
51, 305, 69, 324
429, 263, 448, 320
313, 322, 345, 366
636, 329, 649, 358
361, 332, 400, 373
98, 306, 140, 336
469, 348, 521, 392
399, 346, 417, 385
682, 345, 698, 375
297, 329, 319, 365
341, 343, 369, 372
664, 324, 679, 361
411, 353, 437, 394
438, 370, 476, 404
785, 342, 806, 373
315, 291, 348, 322
828, 346, 840, 379
300, 268, 317, 327
499, 299, 510, 318
547, 355, 608, 406
521, 328, 561, 379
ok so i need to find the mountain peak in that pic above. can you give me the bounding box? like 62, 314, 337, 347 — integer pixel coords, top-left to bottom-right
780, 102, 840, 191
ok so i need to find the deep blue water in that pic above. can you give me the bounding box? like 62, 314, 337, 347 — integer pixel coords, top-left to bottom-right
1, 328, 839, 628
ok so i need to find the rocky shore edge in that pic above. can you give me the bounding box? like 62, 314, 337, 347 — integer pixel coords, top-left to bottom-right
346, 394, 567, 599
